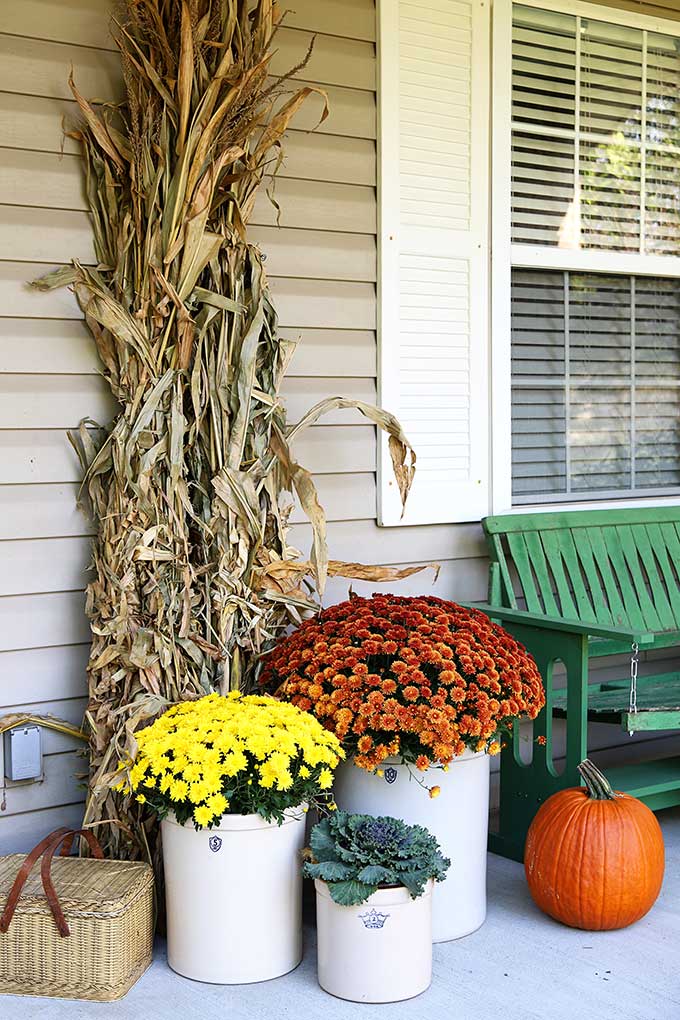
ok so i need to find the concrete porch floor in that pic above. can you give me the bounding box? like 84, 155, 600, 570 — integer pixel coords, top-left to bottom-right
3, 807, 679, 1020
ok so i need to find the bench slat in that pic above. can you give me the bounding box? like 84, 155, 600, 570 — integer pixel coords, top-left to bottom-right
615, 524, 665, 633
539, 529, 579, 620
556, 528, 600, 621
524, 531, 560, 616
660, 522, 680, 624
484, 505, 680, 534
632, 524, 677, 631
552, 673, 680, 715
584, 526, 635, 629
605, 755, 680, 799
506, 533, 543, 614
656, 521, 680, 625
571, 528, 614, 625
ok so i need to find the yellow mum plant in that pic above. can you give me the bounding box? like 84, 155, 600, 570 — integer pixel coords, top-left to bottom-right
116, 693, 344, 829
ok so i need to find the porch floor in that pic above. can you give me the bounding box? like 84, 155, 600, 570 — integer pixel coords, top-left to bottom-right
4, 808, 680, 1020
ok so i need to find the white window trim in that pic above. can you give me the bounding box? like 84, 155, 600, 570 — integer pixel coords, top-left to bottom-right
491, 0, 680, 515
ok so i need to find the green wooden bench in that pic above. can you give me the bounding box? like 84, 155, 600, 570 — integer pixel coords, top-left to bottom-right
474, 506, 680, 862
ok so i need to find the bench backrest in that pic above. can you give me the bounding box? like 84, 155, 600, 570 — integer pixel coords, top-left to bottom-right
483, 507, 680, 634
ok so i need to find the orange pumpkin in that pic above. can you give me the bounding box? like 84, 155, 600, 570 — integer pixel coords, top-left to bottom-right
525, 759, 665, 930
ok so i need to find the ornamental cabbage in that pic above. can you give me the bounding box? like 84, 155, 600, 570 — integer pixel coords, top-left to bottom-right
304, 811, 450, 906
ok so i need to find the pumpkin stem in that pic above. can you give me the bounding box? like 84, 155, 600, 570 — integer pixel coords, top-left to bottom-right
577, 758, 616, 800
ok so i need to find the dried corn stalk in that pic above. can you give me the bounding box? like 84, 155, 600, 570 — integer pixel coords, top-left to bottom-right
33, 0, 416, 862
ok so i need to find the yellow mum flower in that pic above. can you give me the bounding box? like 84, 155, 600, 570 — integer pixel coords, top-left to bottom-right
206, 793, 228, 816
128, 692, 343, 818
276, 770, 293, 791
222, 750, 248, 776
169, 778, 189, 801
193, 805, 214, 827
188, 781, 210, 804
128, 761, 148, 789
318, 768, 334, 790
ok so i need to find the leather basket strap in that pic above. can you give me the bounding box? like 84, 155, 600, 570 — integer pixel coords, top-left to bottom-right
0, 827, 71, 934
40, 828, 105, 938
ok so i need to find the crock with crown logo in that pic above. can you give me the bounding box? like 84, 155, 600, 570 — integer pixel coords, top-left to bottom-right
314, 880, 434, 1003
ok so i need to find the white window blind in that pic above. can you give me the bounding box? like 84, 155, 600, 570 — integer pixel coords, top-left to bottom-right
511, 269, 680, 502
511, 6, 680, 254
500, 0, 680, 508
378, 0, 490, 526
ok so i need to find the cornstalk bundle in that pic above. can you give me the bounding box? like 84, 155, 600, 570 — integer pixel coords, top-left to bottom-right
33, 0, 417, 863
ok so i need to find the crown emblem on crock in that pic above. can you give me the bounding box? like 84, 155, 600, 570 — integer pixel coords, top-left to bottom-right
359, 908, 390, 929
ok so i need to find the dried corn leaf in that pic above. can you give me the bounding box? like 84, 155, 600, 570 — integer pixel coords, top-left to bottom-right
33, 0, 417, 869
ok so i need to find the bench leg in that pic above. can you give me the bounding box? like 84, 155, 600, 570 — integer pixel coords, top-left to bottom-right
488, 624, 589, 862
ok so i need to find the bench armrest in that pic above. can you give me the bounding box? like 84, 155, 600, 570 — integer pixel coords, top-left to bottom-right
462, 603, 655, 646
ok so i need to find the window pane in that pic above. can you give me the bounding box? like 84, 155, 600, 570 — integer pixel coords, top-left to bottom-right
570, 386, 632, 492
636, 386, 680, 488
635, 276, 680, 376
580, 139, 641, 251
646, 32, 680, 148
512, 134, 576, 246
569, 274, 631, 377
511, 5, 680, 258
511, 269, 680, 503
512, 6, 576, 131
580, 20, 643, 139
511, 270, 565, 376
645, 149, 680, 254
512, 386, 567, 497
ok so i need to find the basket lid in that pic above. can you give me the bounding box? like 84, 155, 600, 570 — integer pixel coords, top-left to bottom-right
0, 855, 153, 918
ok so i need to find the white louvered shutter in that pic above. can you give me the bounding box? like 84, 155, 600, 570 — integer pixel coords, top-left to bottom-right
378, 0, 490, 526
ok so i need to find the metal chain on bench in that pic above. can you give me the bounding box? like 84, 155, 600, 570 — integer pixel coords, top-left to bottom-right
628, 641, 639, 737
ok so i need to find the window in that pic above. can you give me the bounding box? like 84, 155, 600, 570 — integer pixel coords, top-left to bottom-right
496, 0, 680, 508
511, 269, 680, 501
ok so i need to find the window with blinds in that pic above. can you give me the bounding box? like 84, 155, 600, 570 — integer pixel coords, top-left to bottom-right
507, 1, 680, 506
511, 6, 680, 253
511, 269, 680, 502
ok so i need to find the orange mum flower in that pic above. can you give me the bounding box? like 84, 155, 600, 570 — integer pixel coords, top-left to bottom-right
260, 594, 545, 771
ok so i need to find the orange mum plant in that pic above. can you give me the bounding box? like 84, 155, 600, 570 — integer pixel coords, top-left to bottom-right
261, 595, 545, 772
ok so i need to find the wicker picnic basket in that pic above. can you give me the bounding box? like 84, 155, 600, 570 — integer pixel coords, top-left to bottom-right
0, 827, 154, 1001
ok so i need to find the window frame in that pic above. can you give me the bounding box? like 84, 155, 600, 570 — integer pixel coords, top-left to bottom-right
491, 0, 680, 514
